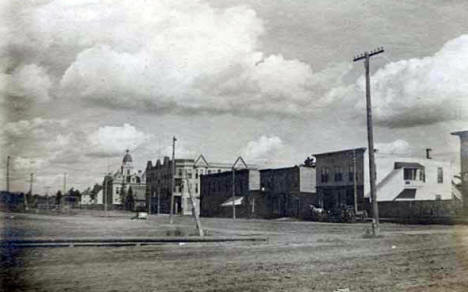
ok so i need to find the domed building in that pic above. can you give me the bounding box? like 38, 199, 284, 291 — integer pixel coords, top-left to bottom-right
103, 150, 147, 210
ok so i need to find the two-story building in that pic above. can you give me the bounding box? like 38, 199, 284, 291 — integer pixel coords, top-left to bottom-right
145, 154, 232, 215
200, 167, 260, 218
258, 166, 316, 218
371, 158, 461, 218
313, 148, 367, 213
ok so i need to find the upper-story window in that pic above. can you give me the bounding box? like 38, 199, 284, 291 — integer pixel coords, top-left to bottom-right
195, 170, 199, 179
321, 168, 329, 183
419, 169, 426, 182
437, 167, 443, 183
348, 166, 354, 182
334, 167, 343, 182
404, 168, 417, 181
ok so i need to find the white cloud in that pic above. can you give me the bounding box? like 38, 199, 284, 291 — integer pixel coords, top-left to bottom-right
12, 156, 48, 171
353, 34, 468, 127
87, 123, 151, 157
242, 135, 284, 162
375, 139, 411, 155
1, 0, 350, 117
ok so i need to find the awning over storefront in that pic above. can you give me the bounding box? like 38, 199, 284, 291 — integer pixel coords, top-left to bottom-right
394, 162, 424, 169
221, 196, 244, 207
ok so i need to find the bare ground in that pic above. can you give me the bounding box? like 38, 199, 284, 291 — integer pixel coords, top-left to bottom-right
1, 210, 468, 291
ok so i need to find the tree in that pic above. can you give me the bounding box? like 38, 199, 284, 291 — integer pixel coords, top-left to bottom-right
125, 187, 134, 211
55, 190, 62, 206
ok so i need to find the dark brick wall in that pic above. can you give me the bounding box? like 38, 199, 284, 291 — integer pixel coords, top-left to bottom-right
378, 199, 462, 218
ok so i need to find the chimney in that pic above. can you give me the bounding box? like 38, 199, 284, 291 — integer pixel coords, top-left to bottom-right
426, 148, 432, 159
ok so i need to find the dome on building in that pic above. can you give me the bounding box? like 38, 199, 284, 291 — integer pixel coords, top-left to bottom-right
123, 149, 133, 163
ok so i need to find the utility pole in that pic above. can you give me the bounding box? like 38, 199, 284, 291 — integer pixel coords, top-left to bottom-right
25, 173, 33, 210
169, 136, 176, 224
6, 156, 10, 192
353, 150, 358, 214
232, 168, 236, 219
353, 47, 383, 236
103, 174, 108, 217
63, 172, 67, 194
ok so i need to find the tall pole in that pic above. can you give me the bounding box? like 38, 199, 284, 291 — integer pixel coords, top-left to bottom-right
353, 47, 383, 236
6, 156, 10, 192
232, 168, 236, 219
63, 172, 67, 194
353, 150, 358, 214
170, 136, 176, 224
103, 174, 108, 216
25, 173, 33, 210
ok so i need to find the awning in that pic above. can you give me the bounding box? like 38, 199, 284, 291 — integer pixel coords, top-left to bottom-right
394, 162, 424, 170
394, 188, 416, 200
221, 196, 244, 207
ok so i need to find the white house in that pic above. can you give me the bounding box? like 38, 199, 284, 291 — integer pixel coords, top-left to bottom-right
366, 158, 454, 202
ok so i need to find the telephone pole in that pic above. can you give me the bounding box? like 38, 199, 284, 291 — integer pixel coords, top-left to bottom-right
353, 47, 384, 236
25, 173, 33, 210
6, 156, 10, 192
169, 136, 176, 224
63, 173, 67, 194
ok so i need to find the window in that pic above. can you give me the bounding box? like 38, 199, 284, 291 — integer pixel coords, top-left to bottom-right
404, 168, 417, 180
334, 167, 343, 182
195, 184, 198, 193
321, 168, 329, 183
435, 194, 442, 200
348, 166, 354, 182
419, 169, 426, 182
208, 170, 212, 174
195, 170, 199, 179
437, 167, 443, 183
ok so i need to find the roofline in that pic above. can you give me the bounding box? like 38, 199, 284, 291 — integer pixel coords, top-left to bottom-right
312, 147, 367, 157
451, 130, 468, 136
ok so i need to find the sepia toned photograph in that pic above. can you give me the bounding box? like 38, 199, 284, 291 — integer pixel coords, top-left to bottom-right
1, 0, 468, 291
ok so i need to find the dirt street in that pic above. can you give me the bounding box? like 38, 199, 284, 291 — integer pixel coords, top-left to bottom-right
1, 211, 468, 291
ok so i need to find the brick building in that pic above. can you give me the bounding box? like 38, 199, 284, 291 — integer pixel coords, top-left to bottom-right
259, 166, 316, 218
200, 168, 260, 218
200, 165, 316, 219
145, 154, 232, 215
313, 148, 367, 213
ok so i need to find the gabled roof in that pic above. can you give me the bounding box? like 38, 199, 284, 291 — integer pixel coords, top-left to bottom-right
194, 154, 209, 167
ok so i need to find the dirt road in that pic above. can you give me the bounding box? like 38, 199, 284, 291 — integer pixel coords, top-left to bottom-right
1, 211, 468, 291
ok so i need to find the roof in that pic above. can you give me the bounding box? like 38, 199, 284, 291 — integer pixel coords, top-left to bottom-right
123, 149, 133, 163
395, 189, 416, 200
451, 130, 468, 137
312, 147, 366, 157
221, 196, 244, 207
394, 162, 424, 169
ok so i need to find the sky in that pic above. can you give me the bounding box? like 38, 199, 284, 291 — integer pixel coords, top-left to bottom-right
0, 0, 467, 193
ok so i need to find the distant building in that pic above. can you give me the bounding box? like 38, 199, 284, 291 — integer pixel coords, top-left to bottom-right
103, 150, 146, 209
452, 130, 468, 211
145, 154, 232, 215
258, 166, 316, 218
373, 158, 461, 218
313, 148, 367, 213
200, 164, 316, 219
200, 167, 260, 218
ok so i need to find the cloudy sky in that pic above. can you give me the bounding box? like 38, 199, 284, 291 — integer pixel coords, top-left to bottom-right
1, 0, 467, 193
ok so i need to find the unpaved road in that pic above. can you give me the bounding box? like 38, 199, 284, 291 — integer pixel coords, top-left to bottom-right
1, 211, 468, 291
